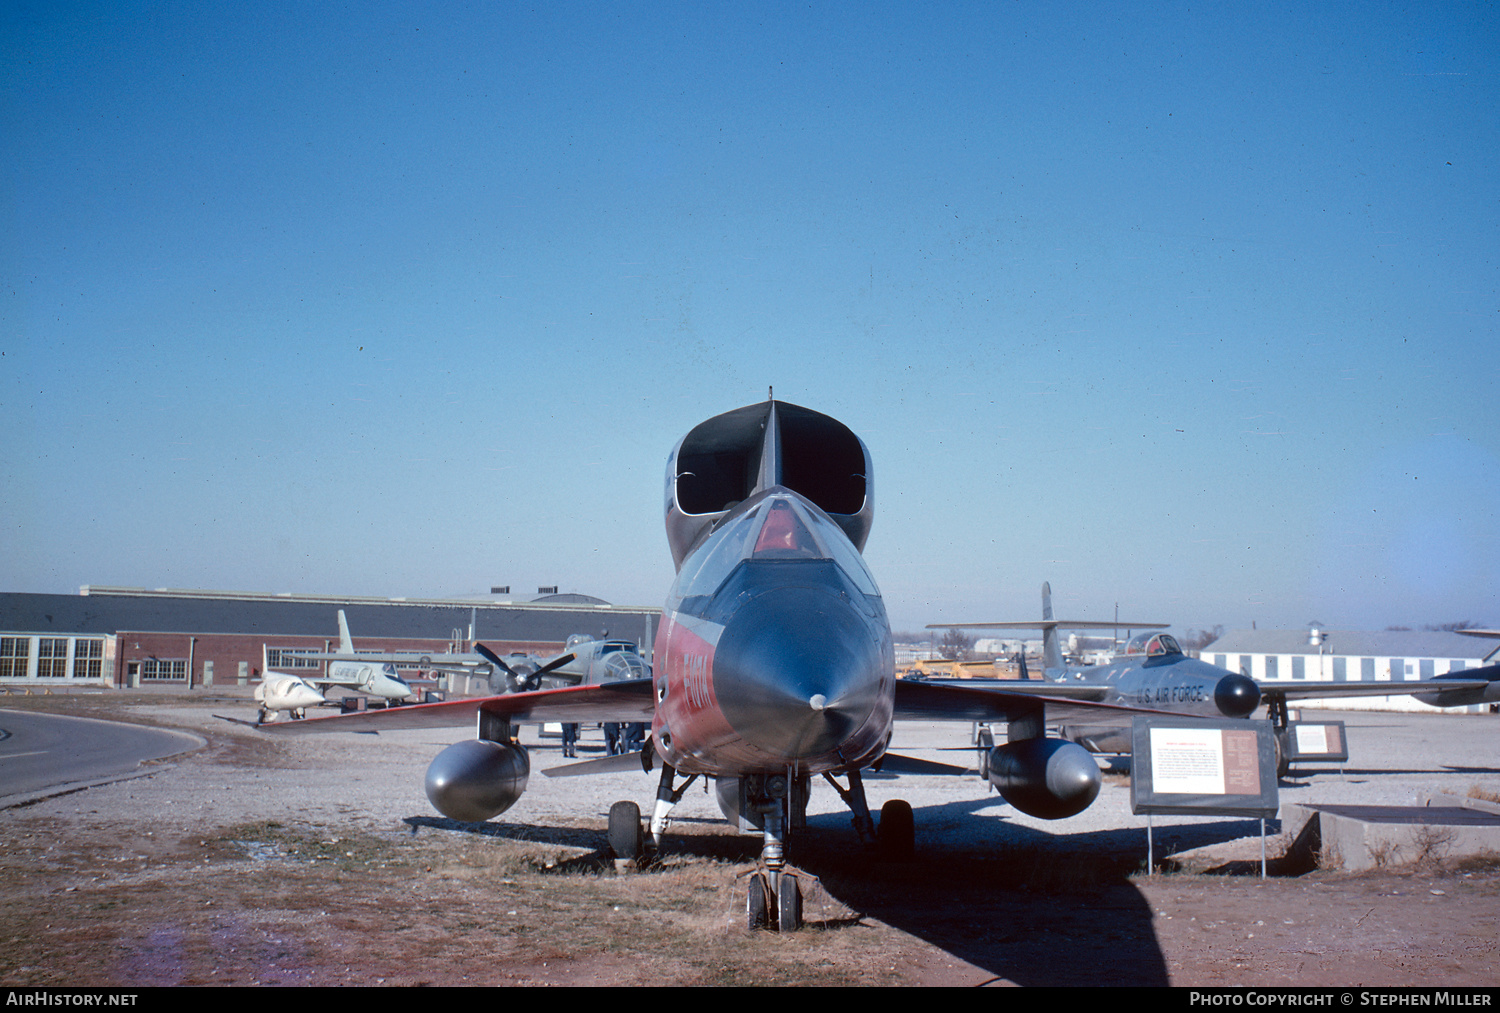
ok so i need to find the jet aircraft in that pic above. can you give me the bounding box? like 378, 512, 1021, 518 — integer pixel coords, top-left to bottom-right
930, 583, 1500, 775
253, 399, 1190, 931
264, 610, 417, 706
253, 670, 327, 722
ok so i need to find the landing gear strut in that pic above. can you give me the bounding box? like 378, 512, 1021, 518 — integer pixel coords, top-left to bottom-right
1266, 694, 1293, 779
649, 762, 698, 847
715, 773, 803, 932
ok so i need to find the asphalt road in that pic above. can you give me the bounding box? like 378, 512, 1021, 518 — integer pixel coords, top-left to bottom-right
0, 708, 204, 804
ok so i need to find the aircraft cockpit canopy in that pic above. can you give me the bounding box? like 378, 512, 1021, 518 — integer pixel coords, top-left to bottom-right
1122, 632, 1182, 657
675, 493, 880, 599
601, 647, 650, 682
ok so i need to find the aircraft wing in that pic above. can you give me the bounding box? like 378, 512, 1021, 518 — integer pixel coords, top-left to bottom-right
238, 678, 655, 735
905, 677, 1107, 702
893, 678, 1172, 724
1256, 664, 1500, 705
925, 620, 1166, 630
298, 651, 493, 673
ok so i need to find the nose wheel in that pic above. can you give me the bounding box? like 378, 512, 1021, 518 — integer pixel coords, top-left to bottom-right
747, 870, 802, 932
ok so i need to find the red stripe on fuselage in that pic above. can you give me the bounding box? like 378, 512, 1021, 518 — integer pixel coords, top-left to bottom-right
653, 610, 740, 774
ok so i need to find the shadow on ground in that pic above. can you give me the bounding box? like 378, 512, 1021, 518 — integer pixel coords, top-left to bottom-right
405, 797, 1277, 985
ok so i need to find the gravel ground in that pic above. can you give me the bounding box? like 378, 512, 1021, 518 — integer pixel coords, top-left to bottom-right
2, 692, 1497, 987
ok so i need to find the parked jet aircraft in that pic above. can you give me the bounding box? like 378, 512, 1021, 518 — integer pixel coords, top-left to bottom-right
253, 671, 326, 722
930, 583, 1500, 775
265, 611, 416, 704
251, 399, 1189, 931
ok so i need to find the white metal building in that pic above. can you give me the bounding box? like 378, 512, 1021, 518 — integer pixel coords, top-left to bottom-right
1204, 628, 1499, 713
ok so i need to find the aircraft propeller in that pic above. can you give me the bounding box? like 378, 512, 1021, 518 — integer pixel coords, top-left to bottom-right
474, 643, 577, 694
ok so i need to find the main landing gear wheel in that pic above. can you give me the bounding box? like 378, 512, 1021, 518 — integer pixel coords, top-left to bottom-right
747, 873, 771, 931
977, 728, 994, 781
777, 874, 802, 933
608, 801, 644, 863
878, 799, 915, 861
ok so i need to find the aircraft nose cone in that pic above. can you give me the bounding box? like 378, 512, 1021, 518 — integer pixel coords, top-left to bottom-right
1215, 673, 1261, 718
712, 585, 885, 763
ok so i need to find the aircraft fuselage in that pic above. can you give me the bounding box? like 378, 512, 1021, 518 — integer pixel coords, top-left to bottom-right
1077, 653, 1257, 713
1052, 653, 1260, 753
653, 486, 895, 776
324, 660, 413, 701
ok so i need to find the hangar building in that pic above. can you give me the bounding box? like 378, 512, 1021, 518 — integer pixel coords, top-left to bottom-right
0, 586, 660, 691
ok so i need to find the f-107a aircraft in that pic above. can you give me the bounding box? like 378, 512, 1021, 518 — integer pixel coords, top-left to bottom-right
929, 583, 1500, 775
253, 399, 1187, 931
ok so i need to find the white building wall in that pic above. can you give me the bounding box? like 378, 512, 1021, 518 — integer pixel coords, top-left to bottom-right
1247, 651, 1488, 714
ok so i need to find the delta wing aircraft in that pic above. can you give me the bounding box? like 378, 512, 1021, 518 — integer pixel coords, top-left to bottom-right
930, 583, 1500, 775
254, 399, 1189, 931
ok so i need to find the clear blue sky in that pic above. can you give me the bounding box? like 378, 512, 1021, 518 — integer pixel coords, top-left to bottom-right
4, 2, 1497, 635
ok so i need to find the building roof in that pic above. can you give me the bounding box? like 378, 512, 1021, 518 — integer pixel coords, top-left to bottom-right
1208, 628, 1497, 662
0, 588, 660, 644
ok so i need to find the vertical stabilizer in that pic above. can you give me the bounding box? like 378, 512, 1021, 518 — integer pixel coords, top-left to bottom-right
1040, 582, 1066, 679
337, 610, 355, 654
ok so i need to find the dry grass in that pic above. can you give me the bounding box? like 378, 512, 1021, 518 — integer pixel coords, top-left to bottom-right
1467, 783, 1500, 805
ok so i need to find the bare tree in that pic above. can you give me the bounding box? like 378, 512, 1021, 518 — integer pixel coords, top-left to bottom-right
1181, 625, 1224, 651
938, 628, 974, 661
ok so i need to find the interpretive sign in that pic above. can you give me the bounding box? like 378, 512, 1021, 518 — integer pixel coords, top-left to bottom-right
1131, 716, 1279, 818
1284, 720, 1348, 766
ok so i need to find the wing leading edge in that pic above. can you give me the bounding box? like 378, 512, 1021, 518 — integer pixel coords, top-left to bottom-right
235, 679, 655, 735
893, 678, 1177, 723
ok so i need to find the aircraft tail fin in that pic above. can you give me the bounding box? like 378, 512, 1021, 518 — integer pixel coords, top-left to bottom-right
337, 610, 355, 654
1041, 582, 1067, 679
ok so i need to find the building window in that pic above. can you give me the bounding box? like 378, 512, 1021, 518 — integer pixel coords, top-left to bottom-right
1292, 656, 1305, 680
1332, 656, 1347, 681
1420, 659, 1434, 679
0, 638, 29, 678
1361, 657, 1374, 680
266, 648, 320, 670
141, 659, 187, 681
1265, 655, 1279, 680
37, 639, 68, 678
1239, 655, 1251, 677
72, 639, 104, 679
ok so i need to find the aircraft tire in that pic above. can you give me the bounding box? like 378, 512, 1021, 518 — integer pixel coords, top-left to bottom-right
878, 799, 915, 861
977, 727, 994, 781
607, 801, 644, 862
777, 874, 802, 933
747, 873, 771, 931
